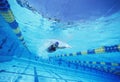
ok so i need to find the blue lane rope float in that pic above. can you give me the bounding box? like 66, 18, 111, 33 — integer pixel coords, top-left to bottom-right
53, 44, 120, 58
0, 0, 26, 46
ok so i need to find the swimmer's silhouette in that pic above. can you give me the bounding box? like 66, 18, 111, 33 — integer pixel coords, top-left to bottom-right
46, 42, 66, 53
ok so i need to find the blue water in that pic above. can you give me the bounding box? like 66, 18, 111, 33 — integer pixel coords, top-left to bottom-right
0, 0, 120, 82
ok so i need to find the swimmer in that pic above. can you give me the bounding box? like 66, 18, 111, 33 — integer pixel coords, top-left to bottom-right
46, 42, 67, 53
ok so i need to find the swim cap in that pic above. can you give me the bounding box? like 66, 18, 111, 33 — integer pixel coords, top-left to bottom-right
55, 42, 59, 47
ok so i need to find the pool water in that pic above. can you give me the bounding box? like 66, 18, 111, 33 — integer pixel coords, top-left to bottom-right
0, 0, 120, 82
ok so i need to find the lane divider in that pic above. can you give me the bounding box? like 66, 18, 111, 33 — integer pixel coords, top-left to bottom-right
0, 0, 26, 46
49, 58, 120, 76
70, 60, 120, 67
52, 44, 120, 58
68, 60, 120, 75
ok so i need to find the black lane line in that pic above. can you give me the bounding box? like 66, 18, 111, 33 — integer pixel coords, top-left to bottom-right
14, 59, 31, 82
34, 67, 39, 82
0, 37, 7, 49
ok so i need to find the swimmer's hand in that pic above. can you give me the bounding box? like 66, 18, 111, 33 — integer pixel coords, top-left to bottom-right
65, 45, 72, 48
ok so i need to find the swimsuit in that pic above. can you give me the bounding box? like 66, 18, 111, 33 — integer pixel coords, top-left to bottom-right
47, 45, 57, 53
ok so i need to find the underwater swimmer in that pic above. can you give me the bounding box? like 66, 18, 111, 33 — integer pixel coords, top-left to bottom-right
46, 42, 67, 53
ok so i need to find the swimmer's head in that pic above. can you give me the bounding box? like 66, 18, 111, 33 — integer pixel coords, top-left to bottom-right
55, 42, 59, 47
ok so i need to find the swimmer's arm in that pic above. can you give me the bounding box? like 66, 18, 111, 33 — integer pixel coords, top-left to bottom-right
57, 46, 67, 49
